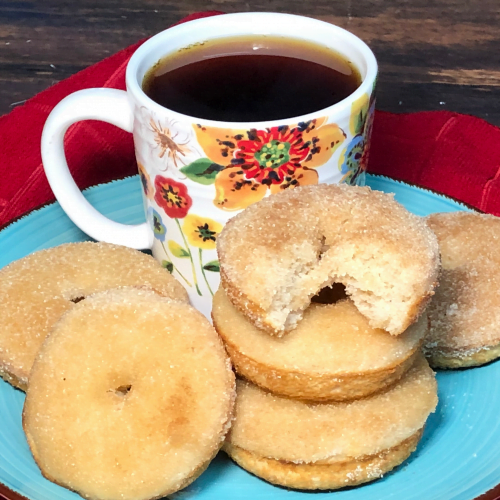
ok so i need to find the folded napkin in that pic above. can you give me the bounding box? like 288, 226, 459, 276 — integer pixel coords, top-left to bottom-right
1, 10, 499, 228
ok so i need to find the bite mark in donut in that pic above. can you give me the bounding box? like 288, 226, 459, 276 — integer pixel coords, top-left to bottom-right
218, 184, 440, 336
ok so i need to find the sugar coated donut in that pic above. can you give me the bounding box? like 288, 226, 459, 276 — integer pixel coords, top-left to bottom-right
0, 242, 188, 391
212, 287, 427, 401
217, 184, 439, 337
224, 355, 437, 490
425, 212, 500, 368
23, 288, 235, 500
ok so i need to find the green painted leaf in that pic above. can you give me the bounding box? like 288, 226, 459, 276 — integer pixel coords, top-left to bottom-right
203, 260, 220, 272
180, 159, 224, 185
161, 260, 174, 273
354, 108, 366, 136
168, 240, 190, 258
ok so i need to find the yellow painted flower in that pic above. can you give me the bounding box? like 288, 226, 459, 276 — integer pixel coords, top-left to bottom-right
193, 119, 346, 211
300, 117, 347, 168
213, 168, 267, 211
182, 214, 223, 250
349, 93, 370, 137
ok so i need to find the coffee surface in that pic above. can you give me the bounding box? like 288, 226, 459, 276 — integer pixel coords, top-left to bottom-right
142, 36, 361, 122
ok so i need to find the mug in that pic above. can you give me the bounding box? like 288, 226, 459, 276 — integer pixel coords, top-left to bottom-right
41, 12, 378, 318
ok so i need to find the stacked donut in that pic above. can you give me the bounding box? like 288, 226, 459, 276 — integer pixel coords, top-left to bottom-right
0, 243, 236, 500
213, 184, 440, 490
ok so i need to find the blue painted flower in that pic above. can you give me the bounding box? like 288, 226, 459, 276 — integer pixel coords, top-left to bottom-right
148, 208, 167, 242
339, 135, 365, 176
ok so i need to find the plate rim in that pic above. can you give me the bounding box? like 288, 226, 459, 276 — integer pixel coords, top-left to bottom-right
0, 174, 498, 500
0, 173, 481, 236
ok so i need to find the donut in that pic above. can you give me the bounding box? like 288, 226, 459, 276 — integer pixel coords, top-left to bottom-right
217, 184, 439, 337
23, 287, 235, 500
424, 212, 500, 368
224, 355, 437, 490
212, 287, 427, 401
0, 242, 188, 391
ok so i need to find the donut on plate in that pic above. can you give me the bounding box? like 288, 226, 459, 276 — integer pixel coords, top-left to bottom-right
23, 287, 235, 500
224, 355, 437, 490
217, 184, 439, 337
212, 287, 427, 401
0, 242, 188, 390
425, 212, 500, 368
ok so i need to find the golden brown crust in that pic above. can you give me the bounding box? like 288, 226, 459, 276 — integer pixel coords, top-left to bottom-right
426, 342, 500, 369
425, 212, 500, 368
213, 288, 427, 401
23, 288, 235, 500
27, 435, 223, 500
227, 358, 437, 465
0, 242, 188, 390
0, 366, 26, 392
218, 184, 440, 337
223, 429, 423, 490
219, 269, 271, 335
223, 343, 421, 402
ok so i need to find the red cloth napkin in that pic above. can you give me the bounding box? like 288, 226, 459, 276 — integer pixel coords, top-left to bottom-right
1, 10, 500, 227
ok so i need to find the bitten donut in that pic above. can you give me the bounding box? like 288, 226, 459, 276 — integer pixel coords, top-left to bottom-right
224, 355, 437, 491
0, 242, 188, 390
425, 212, 500, 368
23, 288, 235, 500
217, 184, 439, 337
213, 287, 427, 401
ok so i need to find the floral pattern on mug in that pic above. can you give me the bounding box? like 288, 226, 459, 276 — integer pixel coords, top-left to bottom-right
154, 176, 192, 218
148, 207, 166, 241
191, 118, 346, 210
137, 161, 154, 200
338, 93, 376, 183
182, 214, 222, 296
149, 116, 193, 169
183, 213, 222, 251
147, 206, 193, 284
362, 98, 376, 171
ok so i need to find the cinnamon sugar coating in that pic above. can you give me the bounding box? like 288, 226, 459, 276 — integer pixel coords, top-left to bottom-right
225, 356, 437, 466
23, 288, 235, 500
0, 242, 188, 390
425, 212, 500, 368
224, 430, 423, 490
217, 184, 439, 336
213, 287, 426, 401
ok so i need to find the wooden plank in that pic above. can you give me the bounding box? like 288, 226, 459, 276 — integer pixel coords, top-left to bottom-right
0, 0, 499, 126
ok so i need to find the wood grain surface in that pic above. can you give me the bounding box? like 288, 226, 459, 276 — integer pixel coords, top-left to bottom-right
0, 0, 499, 124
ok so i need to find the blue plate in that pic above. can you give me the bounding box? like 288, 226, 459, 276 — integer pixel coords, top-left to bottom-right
1, 175, 499, 500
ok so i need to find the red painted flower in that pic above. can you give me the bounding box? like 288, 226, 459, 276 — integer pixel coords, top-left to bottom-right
233, 126, 310, 185
154, 176, 192, 218
194, 119, 346, 210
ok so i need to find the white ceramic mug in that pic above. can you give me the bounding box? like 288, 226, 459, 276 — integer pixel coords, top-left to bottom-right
41, 12, 378, 318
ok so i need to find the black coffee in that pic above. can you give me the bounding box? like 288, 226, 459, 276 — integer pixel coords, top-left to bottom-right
142, 36, 361, 122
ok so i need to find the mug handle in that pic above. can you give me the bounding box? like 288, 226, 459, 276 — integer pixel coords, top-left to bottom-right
41, 88, 152, 249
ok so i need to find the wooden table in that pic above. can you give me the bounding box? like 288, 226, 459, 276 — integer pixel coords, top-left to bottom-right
1, 0, 499, 125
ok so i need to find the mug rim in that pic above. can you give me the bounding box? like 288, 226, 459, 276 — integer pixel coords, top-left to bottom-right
126, 12, 378, 128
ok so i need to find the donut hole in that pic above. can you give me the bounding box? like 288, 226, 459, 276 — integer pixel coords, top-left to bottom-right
114, 384, 132, 397
311, 283, 347, 304
64, 290, 87, 304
